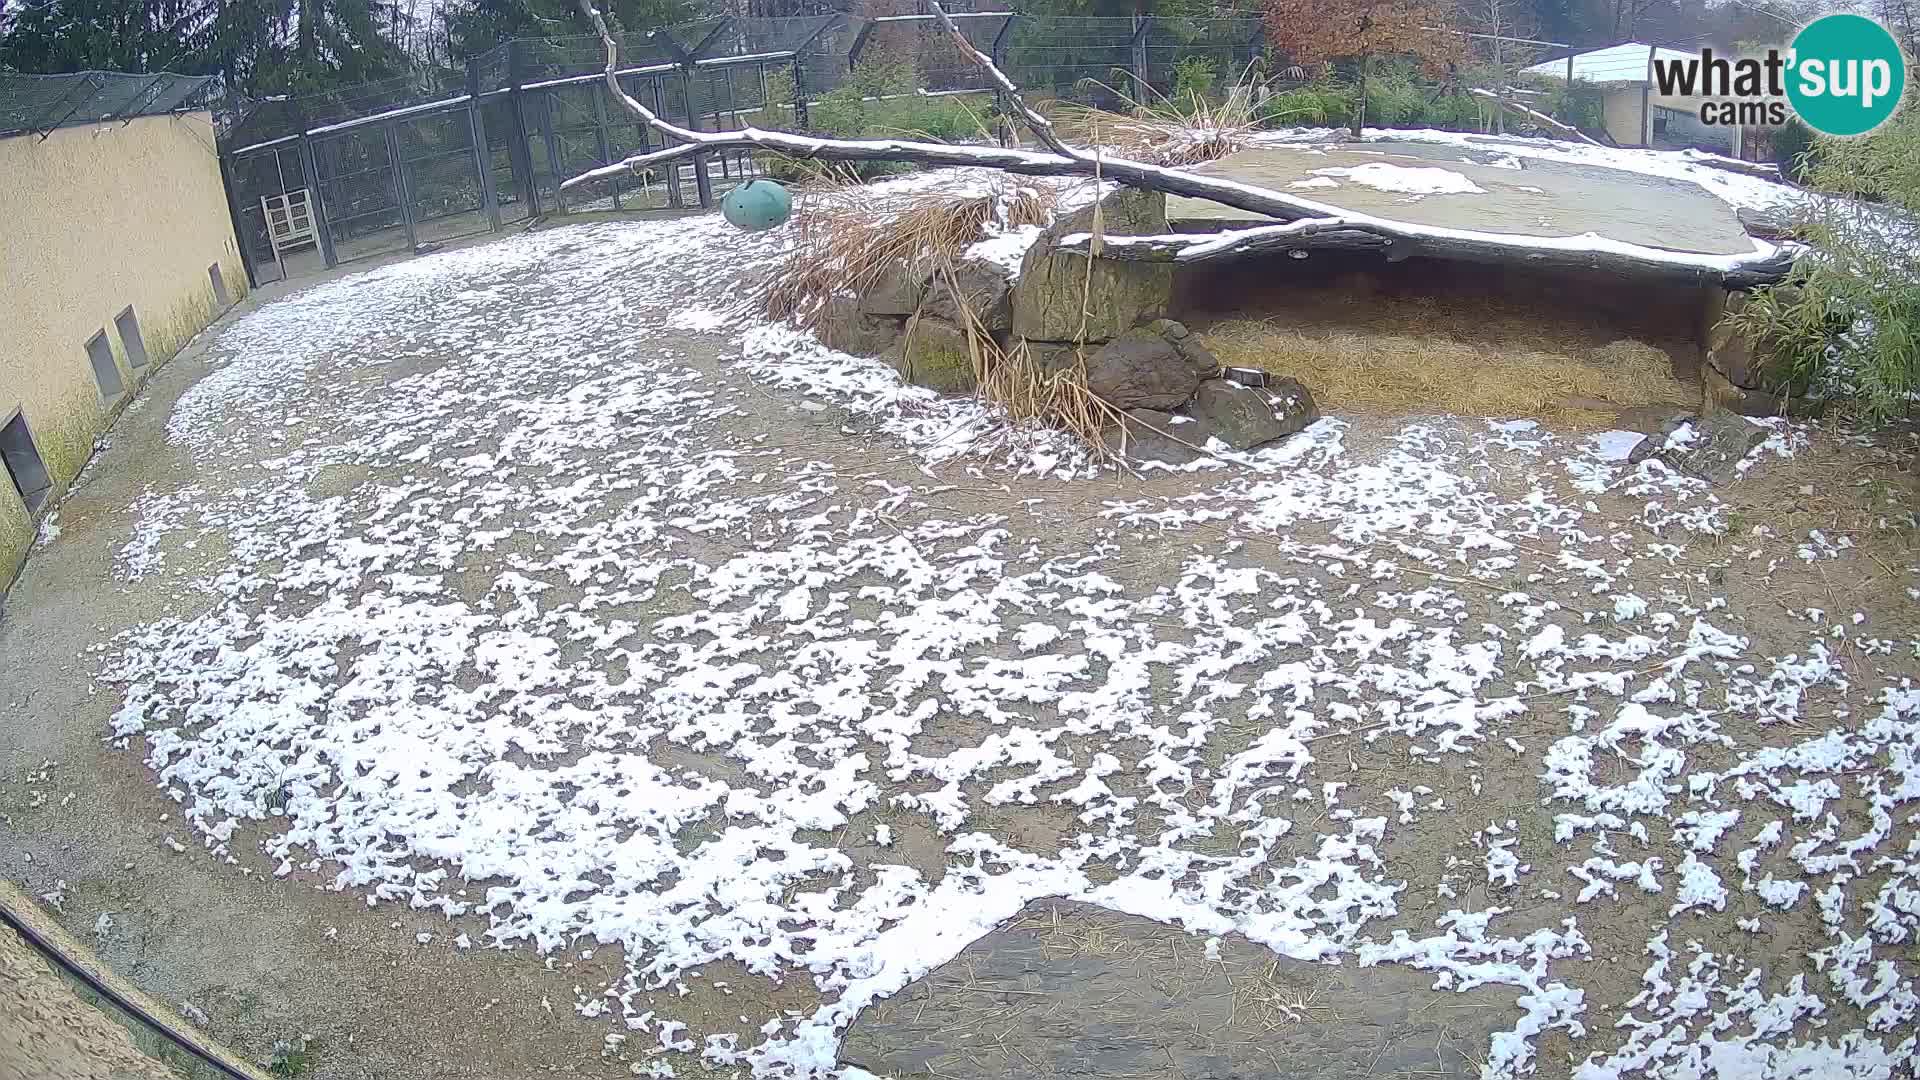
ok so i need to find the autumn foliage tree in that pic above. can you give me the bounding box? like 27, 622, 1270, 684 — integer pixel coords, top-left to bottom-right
1263, 0, 1466, 135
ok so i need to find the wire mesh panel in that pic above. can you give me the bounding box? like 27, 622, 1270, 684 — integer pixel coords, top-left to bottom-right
0, 71, 217, 138
1004, 16, 1139, 104
398, 106, 489, 244
312, 126, 410, 262
226, 145, 312, 282
1144, 17, 1264, 94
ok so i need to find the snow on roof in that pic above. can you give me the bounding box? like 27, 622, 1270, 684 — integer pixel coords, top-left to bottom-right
1522, 43, 1697, 86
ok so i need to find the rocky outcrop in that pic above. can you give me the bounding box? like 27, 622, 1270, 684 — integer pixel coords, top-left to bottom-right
1012, 190, 1173, 343
1082, 319, 1219, 410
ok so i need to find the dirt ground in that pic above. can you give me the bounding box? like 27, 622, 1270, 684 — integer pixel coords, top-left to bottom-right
2, 212, 1917, 1080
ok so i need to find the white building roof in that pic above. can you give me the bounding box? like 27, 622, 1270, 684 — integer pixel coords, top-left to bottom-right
1522, 43, 1696, 85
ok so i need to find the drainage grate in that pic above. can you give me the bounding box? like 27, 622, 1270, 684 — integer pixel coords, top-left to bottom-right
116, 305, 149, 368
85, 330, 123, 403
208, 263, 229, 307
0, 410, 52, 513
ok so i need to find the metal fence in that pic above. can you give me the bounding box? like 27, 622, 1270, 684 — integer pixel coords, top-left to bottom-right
1, 71, 218, 139
215, 12, 1272, 285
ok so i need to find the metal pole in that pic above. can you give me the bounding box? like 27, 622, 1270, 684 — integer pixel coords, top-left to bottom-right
683, 71, 713, 208
217, 153, 263, 289
541, 90, 567, 212
1563, 54, 1575, 123
660, 80, 682, 209
591, 85, 618, 209
297, 134, 338, 268
384, 122, 419, 250
1130, 16, 1150, 99
992, 15, 1015, 146
467, 60, 502, 231
507, 41, 542, 216
792, 56, 810, 131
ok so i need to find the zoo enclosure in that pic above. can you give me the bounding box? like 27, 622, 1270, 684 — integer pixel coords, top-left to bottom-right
213, 11, 1293, 284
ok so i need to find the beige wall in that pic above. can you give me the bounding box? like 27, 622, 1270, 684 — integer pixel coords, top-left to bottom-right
0, 109, 245, 590
1602, 87, 1648, 146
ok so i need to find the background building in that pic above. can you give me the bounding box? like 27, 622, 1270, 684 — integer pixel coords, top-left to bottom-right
1523, 42, 1742, 153
0, 72, 246, 592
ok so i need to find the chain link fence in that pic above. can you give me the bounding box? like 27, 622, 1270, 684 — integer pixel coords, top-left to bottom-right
215, 12, 1562, 286
1, 71, 217, 139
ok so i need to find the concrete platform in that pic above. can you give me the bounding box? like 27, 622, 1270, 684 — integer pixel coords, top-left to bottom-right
1168, 141, 1755, 256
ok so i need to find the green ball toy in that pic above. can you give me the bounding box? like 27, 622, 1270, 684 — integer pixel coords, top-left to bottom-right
721, 179, 793, 232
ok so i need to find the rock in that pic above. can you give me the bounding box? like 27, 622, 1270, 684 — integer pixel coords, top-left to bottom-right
816, 295, 904, 357
1012, 190, 1173, 342
890, 313, 977, 395
1103, 408, 1205, 465
1654, 409, 1769, 484
1627, 411, 1696, 464
1018, 339, 1085, 377
859, 258, 931, 316
921, 258, 1013, 333
1701, 363, 1826, 419
1083, 319, 1219, 411
1187, 375, 1318, 450
837, 898, 1518, 1080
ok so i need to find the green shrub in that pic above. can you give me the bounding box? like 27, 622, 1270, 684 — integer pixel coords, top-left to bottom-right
1171, 56, 1218, 104
1258, 82, 1356, 127
1725, 99, 1920, 421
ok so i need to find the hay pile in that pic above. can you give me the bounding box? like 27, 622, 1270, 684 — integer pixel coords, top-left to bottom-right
1207, 320, 1689, 425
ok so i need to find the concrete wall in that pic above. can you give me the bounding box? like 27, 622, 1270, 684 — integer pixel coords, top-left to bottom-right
1602, 87, 1648, 146
0, 110, 244, 592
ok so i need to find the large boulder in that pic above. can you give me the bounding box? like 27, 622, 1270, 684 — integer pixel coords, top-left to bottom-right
816, 295, 904, 357
1012, 190, 1174, 342
890, 313, 977, 395
1188, 375, 1319, 450
921, 257, 1014, 332
838, 899, 1518, 1080
1649, 409, 1769, 484
1083, 319, 1219, 410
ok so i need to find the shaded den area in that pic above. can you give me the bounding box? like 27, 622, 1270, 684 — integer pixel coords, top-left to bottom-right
1170, 250, 1713, 425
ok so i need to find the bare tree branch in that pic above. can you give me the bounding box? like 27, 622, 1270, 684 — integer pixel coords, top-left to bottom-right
564, 0, 1794, 288
1467, 88, 1602, 146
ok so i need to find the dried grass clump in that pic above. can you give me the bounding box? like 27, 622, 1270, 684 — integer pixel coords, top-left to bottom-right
1050, 69, 1262, 166
1207, 320, 1689, 426
938, 267, 1128, 461
762, 181, 1056, 328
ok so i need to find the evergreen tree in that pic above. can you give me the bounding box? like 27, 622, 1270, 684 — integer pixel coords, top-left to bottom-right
0, 0, 213, 74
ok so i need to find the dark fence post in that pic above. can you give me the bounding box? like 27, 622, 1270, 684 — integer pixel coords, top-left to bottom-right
591, 85, 618, 210
297, 134, 338, 268
384, 121, 420, 249
682, 70, 713, 208
991, 14, 1015, 146
540, 90, 568, 212
792, 55, 809, 131
506, 40, 542, 216
217, 152, 262, 289
1129, 16, 1151, 96
467, 59, 502, 231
